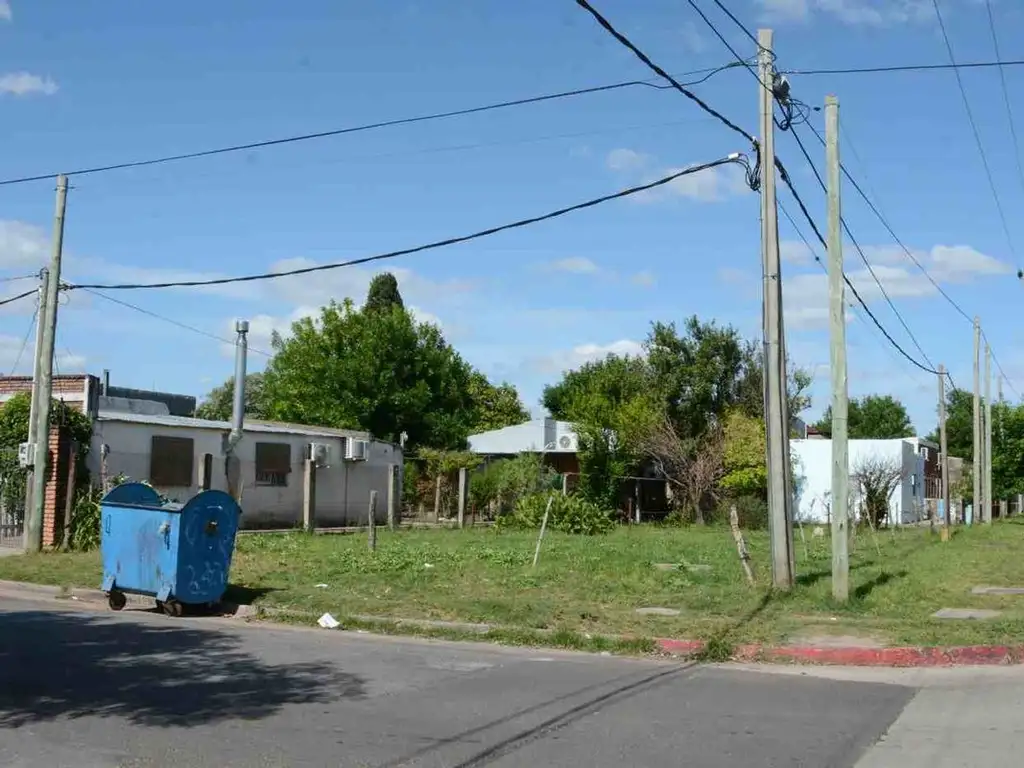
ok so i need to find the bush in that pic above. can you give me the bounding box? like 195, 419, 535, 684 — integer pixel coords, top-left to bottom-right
496, 491, 615, 536
470, 454, 559, 517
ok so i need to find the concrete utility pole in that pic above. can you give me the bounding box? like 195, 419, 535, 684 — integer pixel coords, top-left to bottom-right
939, 365, 951, 539
972, 317, 981, 526
758, 28, 794, 589
22, 268, 50, 532
825, 95, 848, 601
26, 175, 68, 554
984, 343, 993, 524
225, 319, 249, 501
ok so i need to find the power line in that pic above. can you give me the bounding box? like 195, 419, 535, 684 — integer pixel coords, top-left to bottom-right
65, 154, 747, 291
930, 0, 1018, 266
0, 63, 745, 188
9, 304, 38, 375
785, 59, 1024, 76
574, 0, 756, 146
786, 123, 938, 369
0, 273, 37, 285
0, 288, 40, 309
79, 288, 274, 357
983, 0, 1024, 204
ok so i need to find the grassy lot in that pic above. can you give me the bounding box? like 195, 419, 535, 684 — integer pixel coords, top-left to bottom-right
3, 520, 1024, 650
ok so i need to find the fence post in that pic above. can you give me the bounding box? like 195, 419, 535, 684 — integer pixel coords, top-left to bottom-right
368, 490, 377, 551
302, 458, 316, 532
561, 473, 568, 496
1000, 499, 1008, 519
433, 475, 442, 522
198, 453, 213, 491
387, 464, 397, 531
457, 467, 467, 529
61, 441, 78, 551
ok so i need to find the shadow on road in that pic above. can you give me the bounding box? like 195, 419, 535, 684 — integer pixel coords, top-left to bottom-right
0, 608, 366, 728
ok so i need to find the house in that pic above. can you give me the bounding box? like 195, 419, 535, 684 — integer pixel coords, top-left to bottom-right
92, 411, 401, 529
0, 372, 401, 543
792, 438, 927, 525
468, 417, 580, 475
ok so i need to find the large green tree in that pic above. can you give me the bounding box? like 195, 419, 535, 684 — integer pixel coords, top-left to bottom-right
261, 300, 477, 449
813, 394, 914, 439
195, 373, 269, 421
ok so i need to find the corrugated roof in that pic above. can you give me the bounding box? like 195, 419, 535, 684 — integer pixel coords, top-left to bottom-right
96, 410, 371, 440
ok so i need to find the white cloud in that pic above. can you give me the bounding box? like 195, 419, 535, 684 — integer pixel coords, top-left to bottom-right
526, 339, 644, 375
0, 333, 84, 374
0, 220, 48, 268
0, 2, 11, 22
781, 240, 814, 265
606, 148, 648, 172
631, 270, 656, 287
756, 0, 934, 26
0, 72, 58, 96
545, 256, 600, 274
637, 163, 751, 204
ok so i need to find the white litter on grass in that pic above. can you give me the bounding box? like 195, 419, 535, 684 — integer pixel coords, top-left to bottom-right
314, 583, 329, 588
317, 612, 341, 629
424, 563, 434, 569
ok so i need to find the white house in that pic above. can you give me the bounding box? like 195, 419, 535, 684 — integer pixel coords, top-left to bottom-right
91, 410, 402, 529
792, 438, 926, 525
468, 418, 579, 455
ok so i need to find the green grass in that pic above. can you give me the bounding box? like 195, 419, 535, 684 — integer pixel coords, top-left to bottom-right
4, 520, 1024, 650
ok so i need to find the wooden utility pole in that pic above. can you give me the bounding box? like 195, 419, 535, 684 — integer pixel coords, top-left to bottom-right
825, 95, 849, 601
26, 174, 68, 554
984, 343, 993, 524
939, 365, 951, 539
972, 317, 981, 526
758, 28, 794, 589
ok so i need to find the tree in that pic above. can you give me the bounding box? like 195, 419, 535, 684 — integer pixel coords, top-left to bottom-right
467, 372, 529, 433
720, 410, 767, 498
813, 394, 914, 439
852, 454, 905, 528
260, 300, 476, 449
364, 272, 404, 314
195, 373, 268, 421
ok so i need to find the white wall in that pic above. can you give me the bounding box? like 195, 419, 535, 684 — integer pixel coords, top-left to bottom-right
90, 420, 401, 528
792, 438, 925, 525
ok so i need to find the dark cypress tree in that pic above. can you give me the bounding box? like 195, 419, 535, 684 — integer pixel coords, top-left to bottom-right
364, 272, 405, 313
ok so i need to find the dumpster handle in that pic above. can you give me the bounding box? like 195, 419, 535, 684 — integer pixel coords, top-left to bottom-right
103, 515, 110, 535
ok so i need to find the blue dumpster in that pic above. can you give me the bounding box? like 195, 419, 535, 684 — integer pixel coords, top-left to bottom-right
100, 482, 241, 616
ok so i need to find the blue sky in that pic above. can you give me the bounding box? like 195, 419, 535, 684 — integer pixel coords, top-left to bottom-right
1, 0, 1023, 435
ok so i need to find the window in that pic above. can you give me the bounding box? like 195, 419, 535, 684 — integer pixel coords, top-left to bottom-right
255, 442, 291, 487
921, 447, 930, 462
149, 435, 194, 487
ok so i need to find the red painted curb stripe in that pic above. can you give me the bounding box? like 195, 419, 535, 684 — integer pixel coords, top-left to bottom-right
654, 638, 1024, 666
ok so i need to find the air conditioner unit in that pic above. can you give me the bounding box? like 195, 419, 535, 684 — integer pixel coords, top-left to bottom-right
557, 434, 577, 451
307, 442, 331, 468
345, 439, 368, 461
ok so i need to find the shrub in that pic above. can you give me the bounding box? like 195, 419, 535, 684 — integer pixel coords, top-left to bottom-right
726, 495, 769, 530
470, 454, 559, 517
496, 491, 615, 536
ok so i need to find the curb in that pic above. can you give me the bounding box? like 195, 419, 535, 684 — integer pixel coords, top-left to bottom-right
0, 579, 256, 617
3, 579, 1022, 667
654, 638, 1024, 667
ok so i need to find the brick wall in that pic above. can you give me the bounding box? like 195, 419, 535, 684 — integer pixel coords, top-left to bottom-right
0, 375, 88, 400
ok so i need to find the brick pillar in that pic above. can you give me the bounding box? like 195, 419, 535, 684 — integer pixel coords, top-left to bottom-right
42, 425, 72, 548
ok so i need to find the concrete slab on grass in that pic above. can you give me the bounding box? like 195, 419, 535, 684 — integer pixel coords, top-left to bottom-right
971, 586, 1024, 596
635, 607, 681, 617
789, 634, 886, 649
932, 608, 1002, 620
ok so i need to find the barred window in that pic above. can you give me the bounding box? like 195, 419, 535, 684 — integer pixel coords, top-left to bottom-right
149, 435, 194, 488
255, 442, 290, 487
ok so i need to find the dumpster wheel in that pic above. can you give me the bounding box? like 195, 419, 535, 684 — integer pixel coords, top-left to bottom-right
158, 599, 184, 617
107, 590, 127, 611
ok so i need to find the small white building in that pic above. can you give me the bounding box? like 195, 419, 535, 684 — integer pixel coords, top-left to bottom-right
468, 418, 579, 455
91, 410, 401, 529
792, 438, 926, 525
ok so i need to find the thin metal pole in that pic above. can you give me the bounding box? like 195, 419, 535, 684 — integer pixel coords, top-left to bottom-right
825, 95, 848, 601
984, 343, 993, 524
23, 268, 49, 537
972, 318, 981, 526
26, 175, 68, 553
939, 365, 951, 538
758, 28, 793, 589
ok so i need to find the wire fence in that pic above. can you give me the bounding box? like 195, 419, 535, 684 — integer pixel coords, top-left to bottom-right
0, 449, 27, 548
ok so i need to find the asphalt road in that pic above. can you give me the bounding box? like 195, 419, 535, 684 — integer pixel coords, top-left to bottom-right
0, 595, 915, 767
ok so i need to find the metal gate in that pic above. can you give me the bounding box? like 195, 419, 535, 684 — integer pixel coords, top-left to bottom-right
0, 450, 27, 549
